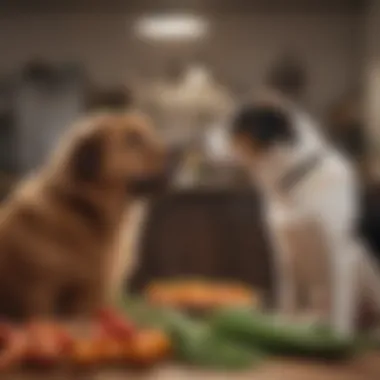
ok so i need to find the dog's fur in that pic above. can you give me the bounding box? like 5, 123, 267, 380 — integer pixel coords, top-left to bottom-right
230, 94, 380, 335
0, 111, 166, 320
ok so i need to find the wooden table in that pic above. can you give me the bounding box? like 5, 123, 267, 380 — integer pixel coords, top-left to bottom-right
6, 354, 380, 380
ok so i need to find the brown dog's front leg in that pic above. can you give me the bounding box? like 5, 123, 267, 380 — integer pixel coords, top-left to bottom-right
55, 278, 105, 318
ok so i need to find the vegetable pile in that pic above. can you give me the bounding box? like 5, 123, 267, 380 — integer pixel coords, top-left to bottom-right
0, 280, 374, 373
0, 308, 171, 372
120, 297, 360, 371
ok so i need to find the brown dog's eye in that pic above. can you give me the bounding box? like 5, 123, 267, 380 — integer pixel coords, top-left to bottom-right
125, 131, 144, 148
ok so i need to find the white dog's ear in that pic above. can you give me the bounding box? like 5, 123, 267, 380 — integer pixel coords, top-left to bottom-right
232, 104, 296, 148
70, 135, 104, 182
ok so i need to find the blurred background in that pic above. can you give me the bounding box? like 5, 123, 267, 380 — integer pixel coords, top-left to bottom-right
0, 0, 380, 301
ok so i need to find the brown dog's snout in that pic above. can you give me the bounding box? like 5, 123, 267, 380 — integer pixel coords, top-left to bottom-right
127, 148, 181, 196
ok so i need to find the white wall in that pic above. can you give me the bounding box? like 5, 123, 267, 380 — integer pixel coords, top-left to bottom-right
0, 12, 361, 115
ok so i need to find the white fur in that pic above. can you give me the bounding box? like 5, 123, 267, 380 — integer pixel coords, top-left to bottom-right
247, 108, 380, 336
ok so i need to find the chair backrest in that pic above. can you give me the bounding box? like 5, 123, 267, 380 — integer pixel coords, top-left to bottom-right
130, 189, 275, 306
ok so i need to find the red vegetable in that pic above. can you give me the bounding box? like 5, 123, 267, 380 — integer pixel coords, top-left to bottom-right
97, 308, 136, 341
23, 321, 73, 366
56, 327, 74, 354
0, 323, 27, 371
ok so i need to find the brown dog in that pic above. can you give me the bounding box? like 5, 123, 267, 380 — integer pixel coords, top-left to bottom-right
0, 111, 166, 320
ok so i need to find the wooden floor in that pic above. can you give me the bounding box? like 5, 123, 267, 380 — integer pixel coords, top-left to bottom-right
5, 353, 380, 380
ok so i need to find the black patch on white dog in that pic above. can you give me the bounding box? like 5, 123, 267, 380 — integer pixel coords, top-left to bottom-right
278, 153, 322, 192
232, 105, 296, 148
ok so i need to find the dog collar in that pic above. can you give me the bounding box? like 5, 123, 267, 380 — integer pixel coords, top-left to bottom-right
278, 153, 322, 193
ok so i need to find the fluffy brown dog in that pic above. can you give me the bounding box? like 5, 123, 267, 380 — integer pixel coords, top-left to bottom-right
0, 111, 166, 320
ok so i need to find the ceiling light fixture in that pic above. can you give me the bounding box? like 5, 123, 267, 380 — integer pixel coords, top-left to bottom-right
134, 14, 209, 42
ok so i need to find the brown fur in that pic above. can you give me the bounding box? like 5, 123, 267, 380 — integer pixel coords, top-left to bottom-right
0, 111, 166, 320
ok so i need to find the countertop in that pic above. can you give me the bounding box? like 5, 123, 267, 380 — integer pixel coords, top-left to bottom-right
6, 354, 380, 380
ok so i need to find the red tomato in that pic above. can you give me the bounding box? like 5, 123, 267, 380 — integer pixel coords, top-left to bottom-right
0, 324, 27, 371
97, 308, 136, 341
24, 321, 73, 366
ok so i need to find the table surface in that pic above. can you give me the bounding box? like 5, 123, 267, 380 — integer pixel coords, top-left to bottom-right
6, 353, 380, 380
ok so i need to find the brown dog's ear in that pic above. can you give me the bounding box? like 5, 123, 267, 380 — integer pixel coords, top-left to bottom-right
69, 135, 103, 182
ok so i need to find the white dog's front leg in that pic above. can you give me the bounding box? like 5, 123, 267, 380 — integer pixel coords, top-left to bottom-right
267, 205, 298, 315
330, 239, 358, 337
276, 249, 297, 315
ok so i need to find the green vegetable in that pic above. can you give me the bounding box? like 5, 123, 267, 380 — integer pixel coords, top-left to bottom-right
168, 312, 258, 370
211, 307, 355, 359
120, 297, 259, 370
119, 296, 181, 331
